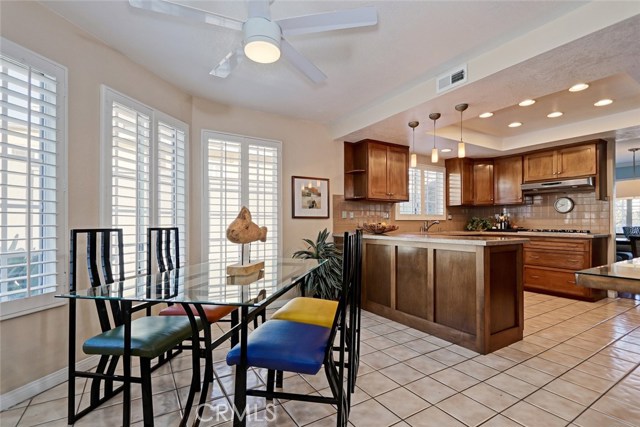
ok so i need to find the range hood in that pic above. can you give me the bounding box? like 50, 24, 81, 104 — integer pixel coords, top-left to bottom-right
521, 177, 595, 194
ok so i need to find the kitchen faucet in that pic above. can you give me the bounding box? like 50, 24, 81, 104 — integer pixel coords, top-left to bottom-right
420, 220, 440, 233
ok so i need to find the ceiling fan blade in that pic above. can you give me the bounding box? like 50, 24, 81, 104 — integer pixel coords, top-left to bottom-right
277, 6, 377, 36
209, 49, 244, 78
280, 39, 327, 84
128, 0, 243, 31
247, 0, 271, 19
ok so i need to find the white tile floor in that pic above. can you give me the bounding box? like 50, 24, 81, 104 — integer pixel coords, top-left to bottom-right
1, 292, 639, 427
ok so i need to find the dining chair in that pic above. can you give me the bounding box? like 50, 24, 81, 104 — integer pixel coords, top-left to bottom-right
622, 226, 640, 239
152, 227, 239, 373
226, 230, 362, 426
269, 230, 362, 393
70, 228, 198, 427
630, 235, 640, 258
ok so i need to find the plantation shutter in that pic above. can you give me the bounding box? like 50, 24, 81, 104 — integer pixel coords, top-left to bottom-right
0, 49, 64, 304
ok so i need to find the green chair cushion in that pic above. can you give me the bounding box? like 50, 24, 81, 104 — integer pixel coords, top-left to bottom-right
83, 316, 196, 359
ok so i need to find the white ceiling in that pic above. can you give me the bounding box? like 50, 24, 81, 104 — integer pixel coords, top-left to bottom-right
40, 1, 640, 164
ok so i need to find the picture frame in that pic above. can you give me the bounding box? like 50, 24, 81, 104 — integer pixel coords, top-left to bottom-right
292, 176, 330, 219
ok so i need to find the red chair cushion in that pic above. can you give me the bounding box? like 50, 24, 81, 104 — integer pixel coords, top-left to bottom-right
159, 303, 236, 323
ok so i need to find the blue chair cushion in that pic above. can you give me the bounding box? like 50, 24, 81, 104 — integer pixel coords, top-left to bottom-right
83, 316, 195, 359
226, 320, 331, 375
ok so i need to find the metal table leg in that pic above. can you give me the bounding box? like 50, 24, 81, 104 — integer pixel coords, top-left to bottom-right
122, 301, 132, 427
233, 306, 249, 427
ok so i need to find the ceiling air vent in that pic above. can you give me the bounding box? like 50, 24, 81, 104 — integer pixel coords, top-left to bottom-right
436, 64, 467, 93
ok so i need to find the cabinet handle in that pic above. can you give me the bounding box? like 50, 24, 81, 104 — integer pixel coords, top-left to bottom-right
529, 255, 540, 259
567, 280, 576, 285
531, 275, 540, 279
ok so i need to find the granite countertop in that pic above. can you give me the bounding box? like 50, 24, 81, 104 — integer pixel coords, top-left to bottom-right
359, 232, 530, 247
436, 231, 610, 239
336, 230, 609, 240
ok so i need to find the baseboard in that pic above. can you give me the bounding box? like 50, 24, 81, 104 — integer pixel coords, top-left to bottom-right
0, 356, 99, 411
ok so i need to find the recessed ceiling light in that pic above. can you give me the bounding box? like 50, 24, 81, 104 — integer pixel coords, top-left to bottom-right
441, 148, 452, 153
508, 122, 522, 128
479, 112, 493, 118
594, 99, 613, 107
569, 83, 589, 92
547, 112, 563, 118
518, 99, 536, 107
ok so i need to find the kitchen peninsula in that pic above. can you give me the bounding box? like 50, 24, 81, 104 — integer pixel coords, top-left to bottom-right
362, 233, 528, 354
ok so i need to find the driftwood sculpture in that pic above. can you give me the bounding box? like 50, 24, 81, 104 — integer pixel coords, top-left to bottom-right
226, 206, 268, 244
226, 207, 267, 278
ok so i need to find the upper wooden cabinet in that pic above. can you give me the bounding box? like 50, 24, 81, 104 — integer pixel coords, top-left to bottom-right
473, 160, 494, 205
445, 158, 474, 206
523, 143, 597, 182
344, 139, 409, 202
494, 156, 523, 205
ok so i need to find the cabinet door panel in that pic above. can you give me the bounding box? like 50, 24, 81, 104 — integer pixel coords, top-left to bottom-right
365, 244, 392, 307
523, 151, 557, 182
473, 161, 494, 205
396, 246, 430, 319
434, 250, 476, 335
558, 144, 596, 178
387, 147, 409, 201
494, 156, 523, 204
368, 144, 389, 199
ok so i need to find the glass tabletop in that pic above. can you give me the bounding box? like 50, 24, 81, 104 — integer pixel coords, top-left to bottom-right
56, 258, 323, 307
576, 258, 640, 281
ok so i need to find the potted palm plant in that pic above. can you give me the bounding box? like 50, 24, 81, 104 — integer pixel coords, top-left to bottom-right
293, 228, 343, 300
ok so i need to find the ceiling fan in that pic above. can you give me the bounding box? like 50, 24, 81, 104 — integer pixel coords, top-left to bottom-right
128, 0, 378, 83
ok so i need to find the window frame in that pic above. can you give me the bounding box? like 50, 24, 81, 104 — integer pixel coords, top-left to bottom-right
100, 86, 189, 276
200, 129, 283, 263
395, 163, 446, 221
0, 38, 68, 320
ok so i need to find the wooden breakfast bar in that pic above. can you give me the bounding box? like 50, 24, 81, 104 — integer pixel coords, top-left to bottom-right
361, 233, 528, 354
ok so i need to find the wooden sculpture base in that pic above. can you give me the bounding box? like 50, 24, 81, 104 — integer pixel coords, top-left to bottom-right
227, 269, 265, 286
226, 260, 265, 277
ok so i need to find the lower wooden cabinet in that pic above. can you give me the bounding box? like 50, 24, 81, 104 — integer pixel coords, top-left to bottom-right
523, 236, 607, 301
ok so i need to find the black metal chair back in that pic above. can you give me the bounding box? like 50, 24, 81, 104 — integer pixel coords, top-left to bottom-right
622, 226, 640, 239
70, 228, 124, 332
630, 235, 640, 258
147, 227, 180, 274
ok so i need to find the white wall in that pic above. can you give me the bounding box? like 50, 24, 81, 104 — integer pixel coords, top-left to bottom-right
0, 1, 341, 396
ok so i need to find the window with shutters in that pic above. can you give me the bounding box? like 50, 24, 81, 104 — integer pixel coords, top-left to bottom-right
396, 164, 446, 220
101, 86, 187, 277
202, 131, 281, 300
0, 39, 67, 319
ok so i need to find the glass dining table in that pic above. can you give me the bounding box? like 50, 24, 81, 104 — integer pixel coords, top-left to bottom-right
57, 258, 323, 427
576, 257, 640, 294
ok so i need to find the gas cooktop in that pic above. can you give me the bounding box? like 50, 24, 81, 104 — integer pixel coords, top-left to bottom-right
526, 229, 591, 234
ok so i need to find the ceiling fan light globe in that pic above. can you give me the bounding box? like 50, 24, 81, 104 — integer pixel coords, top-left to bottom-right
243, 18, 282, 64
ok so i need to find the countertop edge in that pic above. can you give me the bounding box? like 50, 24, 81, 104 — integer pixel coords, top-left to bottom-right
334, 231, 609, 240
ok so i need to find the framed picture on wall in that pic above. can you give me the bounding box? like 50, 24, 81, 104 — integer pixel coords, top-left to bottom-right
292, 176, 330, 218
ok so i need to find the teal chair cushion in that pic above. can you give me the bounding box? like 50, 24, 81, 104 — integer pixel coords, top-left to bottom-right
83, 316, 197, 359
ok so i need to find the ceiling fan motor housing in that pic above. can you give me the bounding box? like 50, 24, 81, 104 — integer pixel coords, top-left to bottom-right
243, 17, 282, 63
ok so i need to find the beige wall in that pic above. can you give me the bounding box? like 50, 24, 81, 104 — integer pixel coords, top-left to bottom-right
615, 178, 640, 198
0, 1, 340, 395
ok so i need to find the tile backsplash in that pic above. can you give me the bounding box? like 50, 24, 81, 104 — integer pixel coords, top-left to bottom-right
332, 192, 610, 234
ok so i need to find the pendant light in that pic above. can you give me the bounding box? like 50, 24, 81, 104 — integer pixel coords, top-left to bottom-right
408, 121, 419, 167
631, 148, 639, 177
429, 113, 441, 163
455, 103, 468, 158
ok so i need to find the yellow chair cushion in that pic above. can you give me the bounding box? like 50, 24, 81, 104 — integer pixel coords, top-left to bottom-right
271, 297, 338, 329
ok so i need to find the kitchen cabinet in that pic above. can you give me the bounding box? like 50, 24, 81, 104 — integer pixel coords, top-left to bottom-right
344, 139, 409, 202
523, 236, 607, 301
445, 157, 474, 206
494, 156, 523, 205
473, 160, 494, 205
523, 143, 597, 182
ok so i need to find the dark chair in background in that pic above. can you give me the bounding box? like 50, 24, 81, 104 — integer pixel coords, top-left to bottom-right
630, 235, 640, 258
69, 228, 197, 426
622, 226, 640, 239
